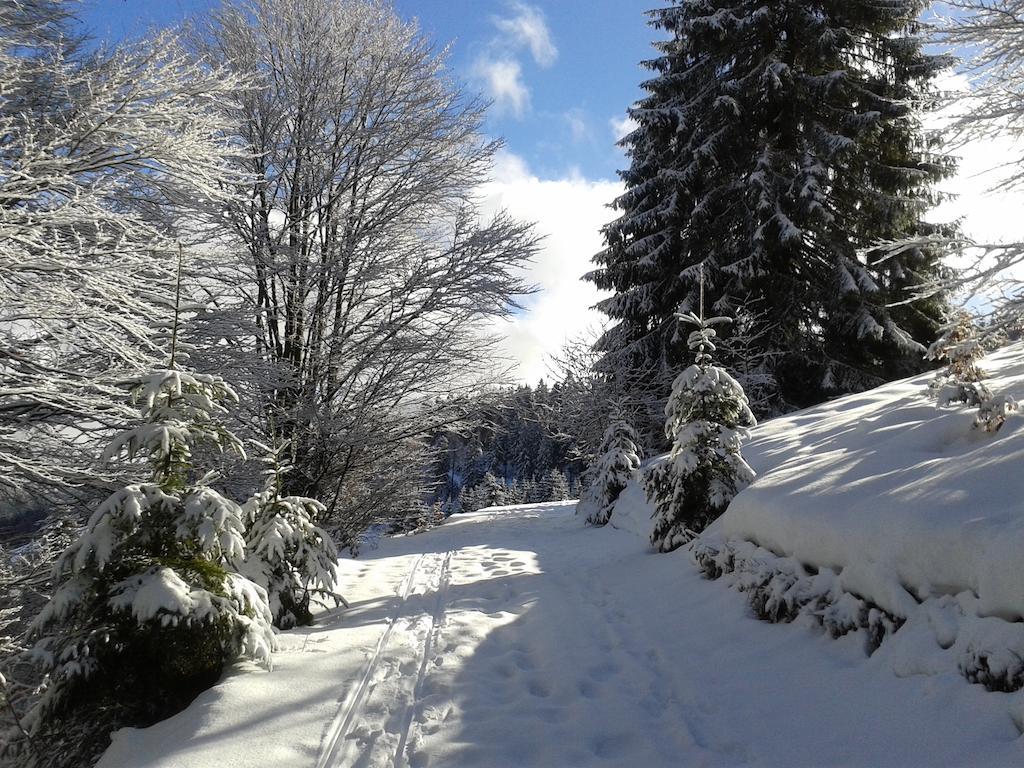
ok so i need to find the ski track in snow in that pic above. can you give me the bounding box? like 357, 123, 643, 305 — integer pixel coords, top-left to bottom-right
316, 552, 428, 768
392, 550, 453, 767
317, 549, 458, 768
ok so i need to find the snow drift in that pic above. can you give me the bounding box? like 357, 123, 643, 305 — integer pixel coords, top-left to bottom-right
717, 342, 1024, 620
613, 342, 1024, 687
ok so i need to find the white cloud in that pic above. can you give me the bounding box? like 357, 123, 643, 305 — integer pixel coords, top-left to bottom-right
473, 57, 530, 117
471, 2, 557, 120
478, 151, 620, 383
493, 2, 557, 68
926, 72, 1024, 289
564, 108, 588, 142
609, 114, 638, 142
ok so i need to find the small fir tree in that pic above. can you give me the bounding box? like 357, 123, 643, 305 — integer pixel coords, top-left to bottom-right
460, 483, 483, 514
241, 443, 344, 629
578, 416, 643, 527
928, 311, 987, 385
646, 311, 756, 552
522, 478, 542, 504
477, 472, 507, 509
540, 469, 570, 502
25, 369, 275, 764
506, 480, 525, 506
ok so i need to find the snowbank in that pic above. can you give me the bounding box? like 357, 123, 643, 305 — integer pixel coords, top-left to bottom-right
716, 342, 1024, 622
607, 481, 653, 539
608, 344, 1024, 689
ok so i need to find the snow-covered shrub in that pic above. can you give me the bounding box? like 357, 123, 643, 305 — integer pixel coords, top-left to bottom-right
928, 312, 1019, 432
23, 370, 275, 766
241, 444, 342, 629
578, 417, 642, 527
693, 537, 903, 653
645, 313, 756, 552
974, 393, 1019, 433
927, 311, 987, 384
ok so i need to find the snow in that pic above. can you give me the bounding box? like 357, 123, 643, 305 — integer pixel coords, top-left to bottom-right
93, 349, 1024, 766
714, 342, 1024, 621
99, 500, 1023, 768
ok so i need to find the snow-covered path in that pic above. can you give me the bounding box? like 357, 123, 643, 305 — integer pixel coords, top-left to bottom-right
100, 502, 1023, 768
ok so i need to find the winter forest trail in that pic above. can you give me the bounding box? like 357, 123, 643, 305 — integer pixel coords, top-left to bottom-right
100, 503, 1023, 768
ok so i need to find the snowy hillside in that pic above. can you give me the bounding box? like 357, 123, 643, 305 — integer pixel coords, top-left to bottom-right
615, 342, 1024, 691
719, 342, 1024, 619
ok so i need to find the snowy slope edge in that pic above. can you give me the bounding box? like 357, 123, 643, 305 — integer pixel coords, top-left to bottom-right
610, 343, 1024, 691
715, 342, 1024, 621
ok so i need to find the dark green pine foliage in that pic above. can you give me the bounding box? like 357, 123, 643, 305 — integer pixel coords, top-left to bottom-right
588, 0, 955, 422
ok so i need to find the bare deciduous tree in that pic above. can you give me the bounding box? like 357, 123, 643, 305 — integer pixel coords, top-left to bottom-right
197, 0, 537, 546
880, 1, 1024, 330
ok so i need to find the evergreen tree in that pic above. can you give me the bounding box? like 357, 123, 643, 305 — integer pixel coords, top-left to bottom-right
457, 483, 481, 514
927, 311, 1019, 432
506, 479, 525, 506
578, 417, 643, 527
589, 0, 954, 430
26, 370, 275, 765
477, 472, 507, 509
646, 312, 756, 553
522, 478, 541, 504
241, 443, 343, 629
540, 469, 570, 502
927, 311, 987, 386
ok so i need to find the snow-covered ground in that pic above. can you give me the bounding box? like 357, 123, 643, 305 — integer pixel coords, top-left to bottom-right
715, 342, 1024, 621
100, 499, 1022, 767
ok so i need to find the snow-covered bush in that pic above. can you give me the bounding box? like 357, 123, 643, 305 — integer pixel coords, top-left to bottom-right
974, 394, 1019, 433
22, 370, 275, 767
645, 313, 756, 552
578, 417, 642, 527
928, 312, 1019, 432
693, 537, 903, 652
927, 311, 987, 384
241, 444, 342, 629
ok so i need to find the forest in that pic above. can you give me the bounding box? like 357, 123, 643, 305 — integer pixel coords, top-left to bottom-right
2, 0, 1023, 766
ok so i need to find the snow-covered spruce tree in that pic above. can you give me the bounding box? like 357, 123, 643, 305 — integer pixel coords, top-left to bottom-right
578, 417, 643, 527
646, 313, 756, 553
588, 0, 954, 433
241, 443, 343, 629
22, 370, 275, 766
477, 473, 508, 510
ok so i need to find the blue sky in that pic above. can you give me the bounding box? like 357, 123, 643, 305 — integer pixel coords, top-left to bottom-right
76, 0, 658, 380
74, 1, 1023, 382
77, 0, 654, 181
